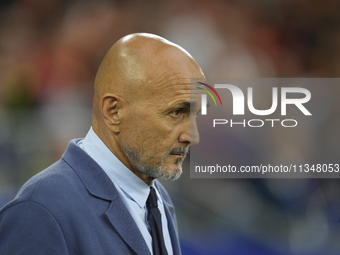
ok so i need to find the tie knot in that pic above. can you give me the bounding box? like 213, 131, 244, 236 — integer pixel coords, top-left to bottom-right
146, 187, 158, 209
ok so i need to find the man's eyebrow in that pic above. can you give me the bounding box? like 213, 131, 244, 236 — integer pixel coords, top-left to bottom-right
176, 101, 211, 109
177, 101, 196, 108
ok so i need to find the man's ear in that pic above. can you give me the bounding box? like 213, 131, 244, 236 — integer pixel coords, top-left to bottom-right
101, 93, 121, 133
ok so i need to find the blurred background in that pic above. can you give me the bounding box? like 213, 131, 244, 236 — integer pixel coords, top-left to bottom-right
1, 0, 340, 254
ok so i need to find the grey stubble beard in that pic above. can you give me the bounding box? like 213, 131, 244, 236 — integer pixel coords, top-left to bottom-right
120, 143, 188, 181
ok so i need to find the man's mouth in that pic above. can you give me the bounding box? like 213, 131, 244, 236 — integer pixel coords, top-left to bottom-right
170, 152, 184, 157
168, 147, 189, 157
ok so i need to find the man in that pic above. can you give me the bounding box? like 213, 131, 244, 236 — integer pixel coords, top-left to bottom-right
0, 33, 204, 254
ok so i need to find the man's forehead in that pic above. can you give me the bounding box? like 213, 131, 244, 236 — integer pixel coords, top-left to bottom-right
150, 74, 205, 91
153, 79, 205, 100
135, 69, 205, 107
158, 84, 203, 110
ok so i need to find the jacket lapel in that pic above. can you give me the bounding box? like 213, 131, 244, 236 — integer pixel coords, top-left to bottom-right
62, 140, 151, 255
105, 197, 151, 255
154, 181, 182, 255
163, 200, 181, 255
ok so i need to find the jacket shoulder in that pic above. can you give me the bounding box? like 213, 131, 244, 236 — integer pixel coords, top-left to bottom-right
2, 158, 81, 213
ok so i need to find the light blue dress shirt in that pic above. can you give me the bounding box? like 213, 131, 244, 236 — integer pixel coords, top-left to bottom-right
78, 127, 173, 255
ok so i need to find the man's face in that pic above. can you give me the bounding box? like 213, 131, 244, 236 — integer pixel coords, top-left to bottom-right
119, 79, 202, 181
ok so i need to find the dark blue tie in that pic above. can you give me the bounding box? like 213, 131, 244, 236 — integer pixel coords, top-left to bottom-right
146, 187, 168, 255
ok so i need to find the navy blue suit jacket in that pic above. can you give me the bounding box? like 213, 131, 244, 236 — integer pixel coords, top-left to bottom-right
0, 140, 181, 255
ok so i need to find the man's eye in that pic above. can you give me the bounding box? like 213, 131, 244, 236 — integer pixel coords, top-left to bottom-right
171, 109, 183, 117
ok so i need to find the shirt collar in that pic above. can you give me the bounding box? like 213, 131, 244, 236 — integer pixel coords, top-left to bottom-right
79, 127, 162, 208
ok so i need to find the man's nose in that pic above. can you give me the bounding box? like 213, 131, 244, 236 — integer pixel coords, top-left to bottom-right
178, 118, 200, 145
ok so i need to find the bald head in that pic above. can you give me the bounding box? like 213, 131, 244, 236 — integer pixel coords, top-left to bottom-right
93, 33, 204, 112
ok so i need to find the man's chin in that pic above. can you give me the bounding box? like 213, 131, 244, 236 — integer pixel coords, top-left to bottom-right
157, 162, 183, 181
133, 160, 182, 181
159, 169, 182, 181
